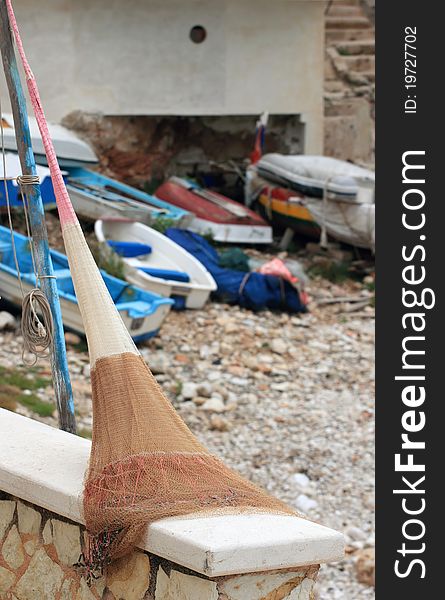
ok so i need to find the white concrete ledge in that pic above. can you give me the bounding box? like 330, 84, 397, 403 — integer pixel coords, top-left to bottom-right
0, 408, 344, 576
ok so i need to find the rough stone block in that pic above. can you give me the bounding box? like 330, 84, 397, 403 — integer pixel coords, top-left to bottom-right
156, 569, 218, 600
0, 565, 15, 595
60, 579, 75, 600
52, 519, 81, 566
15, 547, 64, 600
107, 551, 151, 600
2, 525, 25, 570
324, 97, 374, 163
76, 577, 97, 600
285, 577, 315, 599
42, 519, 53, 545
0, 499, 16, 540
219, 570, 306, 600
17, 501, 42, 536
24, 538, 38, 556
155, 567, 170, 599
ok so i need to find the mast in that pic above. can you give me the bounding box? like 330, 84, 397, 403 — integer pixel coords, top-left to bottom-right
0, 2, 76, 433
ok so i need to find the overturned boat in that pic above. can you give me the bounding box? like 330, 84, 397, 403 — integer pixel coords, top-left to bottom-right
155, 176, 272, 244
2, 112, 98, 167
66, 168, 192, 226
0, 226, 174, 342
246, 154, 375, 251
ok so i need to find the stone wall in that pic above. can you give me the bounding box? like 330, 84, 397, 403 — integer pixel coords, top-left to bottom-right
324, 0, 375, 166
0, 494, 319, 600
62, 112, 305, 190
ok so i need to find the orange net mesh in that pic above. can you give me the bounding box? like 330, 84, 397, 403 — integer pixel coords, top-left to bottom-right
83, 353, 295, 567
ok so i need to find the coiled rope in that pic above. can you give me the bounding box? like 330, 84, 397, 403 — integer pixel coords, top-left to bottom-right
0, 97, 54, 365
21, 288, 54, 363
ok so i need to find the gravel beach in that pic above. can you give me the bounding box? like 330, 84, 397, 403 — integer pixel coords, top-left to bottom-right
0, 275, 375, 599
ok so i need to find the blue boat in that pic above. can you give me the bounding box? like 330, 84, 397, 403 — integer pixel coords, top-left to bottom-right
0, 226, 174, 342
0, 152, 59, 208
65, 167, 192, 227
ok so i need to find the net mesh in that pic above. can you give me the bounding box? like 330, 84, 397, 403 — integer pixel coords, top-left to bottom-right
84, 352, 294, 564
5, 0, 298, 569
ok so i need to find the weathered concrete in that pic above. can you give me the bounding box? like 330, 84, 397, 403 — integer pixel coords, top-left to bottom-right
1, 0, 325, 154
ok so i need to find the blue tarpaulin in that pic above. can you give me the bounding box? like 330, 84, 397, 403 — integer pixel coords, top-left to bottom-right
166, 229, 306, 313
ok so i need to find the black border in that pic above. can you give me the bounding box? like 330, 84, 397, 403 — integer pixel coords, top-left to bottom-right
376, 2, 443, 595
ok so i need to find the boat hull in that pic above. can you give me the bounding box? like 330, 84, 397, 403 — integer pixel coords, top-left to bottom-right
155, 178, 272, 244
95, 220, 217, 309
0, 268, 171, 340
187, 217, 273, 244
67, 185, 153, 224
66, 168, 192, 227
2, 112, 98, 167
257, 190, 320, 239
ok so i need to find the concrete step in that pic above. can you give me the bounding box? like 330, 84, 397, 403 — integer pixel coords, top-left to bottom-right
326, 16, 372, 30
342, 54, 375, 72
327, 5, 363, 17
335, 39, 375, 55
326, 29, 374, 43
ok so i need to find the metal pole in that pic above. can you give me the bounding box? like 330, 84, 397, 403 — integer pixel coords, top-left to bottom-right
0, 1, 76, 433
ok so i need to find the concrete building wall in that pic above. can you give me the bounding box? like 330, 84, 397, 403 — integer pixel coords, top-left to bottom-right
1, 0, 325, 153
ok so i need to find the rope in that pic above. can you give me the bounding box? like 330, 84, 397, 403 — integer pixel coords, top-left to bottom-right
21, 289, 54, 365
0, 88, 54, 365
16, 174, 40, 187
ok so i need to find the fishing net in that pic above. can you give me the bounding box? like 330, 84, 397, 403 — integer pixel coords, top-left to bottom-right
6, 0, 296, 568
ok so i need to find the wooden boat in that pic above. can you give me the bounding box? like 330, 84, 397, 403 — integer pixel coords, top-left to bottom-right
95, 219, 217, 309
65, 167, 192, 226
0, 226, 174, 342
154, 177, 272, 244
66, 167, 192, 226
252, 175, 320, 239
0, 152, 59, 208
2, 113, 98, 167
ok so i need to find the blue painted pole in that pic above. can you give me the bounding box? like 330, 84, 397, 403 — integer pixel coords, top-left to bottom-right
0, 3, 76, 433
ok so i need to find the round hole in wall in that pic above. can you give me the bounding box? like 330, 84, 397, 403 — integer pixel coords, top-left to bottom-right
190, 25, 207, 44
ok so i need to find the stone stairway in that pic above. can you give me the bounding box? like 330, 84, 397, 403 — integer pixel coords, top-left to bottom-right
324, 0, 375, 164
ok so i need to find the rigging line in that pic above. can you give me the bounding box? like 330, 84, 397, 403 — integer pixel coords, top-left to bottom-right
17, 175, 42, 284
0, 89, 54, 364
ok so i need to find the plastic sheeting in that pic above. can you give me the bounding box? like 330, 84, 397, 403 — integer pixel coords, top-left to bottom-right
166, 229, 306, 313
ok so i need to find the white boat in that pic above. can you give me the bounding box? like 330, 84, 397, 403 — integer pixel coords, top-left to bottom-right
256, 154, 375, 202
1, 112, 98, 167
246, 154, 375, 251
95, 220, 217, 309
